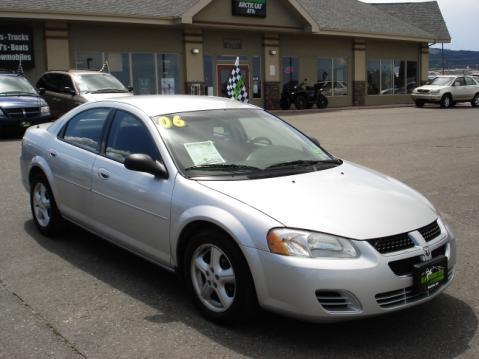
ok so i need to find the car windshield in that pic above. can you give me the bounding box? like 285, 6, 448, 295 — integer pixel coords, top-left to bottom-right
430, 77, 455, 86
0, 75, 37, 96
152, 109, 338, 179
72, 73, 128, 94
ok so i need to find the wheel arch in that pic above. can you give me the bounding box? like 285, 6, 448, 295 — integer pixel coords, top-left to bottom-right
27, 157, 59, 200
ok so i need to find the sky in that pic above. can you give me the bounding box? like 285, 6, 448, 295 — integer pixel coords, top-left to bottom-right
361, 0, 479, 51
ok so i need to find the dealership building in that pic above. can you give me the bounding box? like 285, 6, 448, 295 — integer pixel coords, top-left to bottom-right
0, 0, 450, 109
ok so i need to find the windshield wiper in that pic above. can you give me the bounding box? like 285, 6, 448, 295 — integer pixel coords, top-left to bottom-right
88, 88, 128, 94
266, 159, 342, 170
184, 164, 262, 173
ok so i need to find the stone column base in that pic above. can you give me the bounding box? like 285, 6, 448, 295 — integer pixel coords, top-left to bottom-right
353, 81, 366, 106
264, 82, 281, 110
185, 82, 205, 95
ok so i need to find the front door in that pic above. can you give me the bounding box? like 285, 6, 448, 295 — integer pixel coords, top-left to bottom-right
90, 110, 173, 265
217, 64, 250, 99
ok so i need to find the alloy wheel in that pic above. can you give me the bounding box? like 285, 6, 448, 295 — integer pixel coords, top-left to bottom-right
190, 244, 236, 313
33, 182, 51, 227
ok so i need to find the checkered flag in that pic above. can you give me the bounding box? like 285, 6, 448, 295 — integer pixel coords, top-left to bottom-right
226, 57, 248, 103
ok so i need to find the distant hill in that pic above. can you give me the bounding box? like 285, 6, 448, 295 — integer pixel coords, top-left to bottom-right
430, 48, 479, 70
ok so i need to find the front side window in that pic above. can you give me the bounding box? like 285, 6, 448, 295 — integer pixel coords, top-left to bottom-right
106, 111, 159, 163
63, 108, 111, 152
153, 109, 335, 179
59, 75, 75, 94
454, 77, 466, 86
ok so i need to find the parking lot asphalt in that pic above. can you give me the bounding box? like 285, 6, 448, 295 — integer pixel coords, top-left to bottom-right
0, 105, 478, 358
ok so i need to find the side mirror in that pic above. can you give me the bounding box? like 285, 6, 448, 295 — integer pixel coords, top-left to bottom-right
37, 87, 46, 95
127, 86, 134, 92
309, 136, 321, 147
124, 154, 168, 179
64, 87, 76, 96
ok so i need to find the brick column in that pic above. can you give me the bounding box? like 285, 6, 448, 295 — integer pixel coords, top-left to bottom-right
45, 22, 70, 70
420, 43, 429, 85
184, 28, 204, 95
264, 82, 281, 110
263, 34, 280, 110
352, 39, 366, 106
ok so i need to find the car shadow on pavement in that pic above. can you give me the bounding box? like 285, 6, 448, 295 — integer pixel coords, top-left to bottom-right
25, 220, 477, 359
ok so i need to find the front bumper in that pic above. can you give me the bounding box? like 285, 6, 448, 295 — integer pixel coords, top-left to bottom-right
411, 93, 443, 102
243, 224, 456, 322
0, 114, 52, 128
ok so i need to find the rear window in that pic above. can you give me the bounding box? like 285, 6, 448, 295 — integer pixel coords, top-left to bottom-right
62, 108, 110, 152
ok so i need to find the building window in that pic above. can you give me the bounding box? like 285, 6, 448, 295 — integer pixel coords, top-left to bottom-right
407, 61, 418, 94
368, 59, 418, 95
252, 56, 262, 98
282, 57, 299, 86
75, 52, 103, 71
394, 60, 406, 95
131, 53, 156, 95
317, 58, 349, 96
105, 53, 131, 87
158, 54, 180, 95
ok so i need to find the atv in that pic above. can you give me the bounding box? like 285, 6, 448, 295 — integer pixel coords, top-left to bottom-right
280, 79, 328, 110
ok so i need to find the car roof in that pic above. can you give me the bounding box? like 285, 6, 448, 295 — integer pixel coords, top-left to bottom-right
42, 70, 109, 75
101, 95, 260, 117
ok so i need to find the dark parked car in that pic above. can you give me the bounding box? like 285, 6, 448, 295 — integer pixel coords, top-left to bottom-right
0, 72, 51, 131
36, 70, 133, 118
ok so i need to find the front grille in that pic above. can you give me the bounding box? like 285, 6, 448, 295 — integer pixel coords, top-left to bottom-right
418, 221, 441, 242
315, 290, 360, 312
368, 233, 414, 254
4, 107, 41, 119
388, 243, 448, 276
376, 268, 453, 309
368, 220, 442, 255
417, 89, 430, 94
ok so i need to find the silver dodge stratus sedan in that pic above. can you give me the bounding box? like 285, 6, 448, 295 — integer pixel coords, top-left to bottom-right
20, 96, 456, 323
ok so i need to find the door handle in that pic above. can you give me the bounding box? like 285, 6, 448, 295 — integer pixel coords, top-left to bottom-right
98, 168, 110, 180
48, 149, 57, 158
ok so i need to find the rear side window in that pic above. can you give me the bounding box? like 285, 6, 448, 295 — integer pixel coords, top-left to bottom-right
105, 111, 159, 163
62, 108, 110, 152
465, 77, 475, 86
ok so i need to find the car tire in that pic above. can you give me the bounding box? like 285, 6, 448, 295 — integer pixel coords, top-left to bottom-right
440, 94, 452, 108
184, 229, 257, 324
317, 95, 329, 109
472, 94, 479, 107
294, 95, 307, 110
279, 97, 291, 110
30, 173, 65, 237
415, 100, 425, 108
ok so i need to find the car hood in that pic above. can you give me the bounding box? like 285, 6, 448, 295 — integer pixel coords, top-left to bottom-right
415, 85, 448, 91
81, 92, 133, 102
198, 162, 437, 240
0, 95, 46, 108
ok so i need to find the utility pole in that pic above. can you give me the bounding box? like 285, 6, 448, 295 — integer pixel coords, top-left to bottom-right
442, 43, 445, 75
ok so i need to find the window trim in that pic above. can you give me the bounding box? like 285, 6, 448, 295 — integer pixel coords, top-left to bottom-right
101, 109, 163, 165
58, 107, 114, 154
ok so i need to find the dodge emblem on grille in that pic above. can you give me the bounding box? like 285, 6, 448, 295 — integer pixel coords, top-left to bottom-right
423, 246, 431, 258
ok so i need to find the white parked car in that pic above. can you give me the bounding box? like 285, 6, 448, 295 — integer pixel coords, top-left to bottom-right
21, 96, 455, 323
411, 75, 479, 108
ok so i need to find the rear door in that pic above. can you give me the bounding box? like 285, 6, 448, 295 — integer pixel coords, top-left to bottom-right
465, 77, 478, 100
90, 110, 174, 265
49, 107, 112, 224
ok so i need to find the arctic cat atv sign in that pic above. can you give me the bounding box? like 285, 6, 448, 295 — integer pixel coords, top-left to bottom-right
232, 0, 267, 18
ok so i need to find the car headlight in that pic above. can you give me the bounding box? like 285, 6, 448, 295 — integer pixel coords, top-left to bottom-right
40, 105, 50, 114
267, 228, 359, 258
